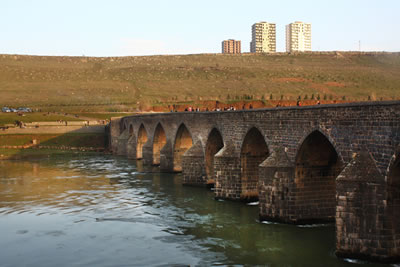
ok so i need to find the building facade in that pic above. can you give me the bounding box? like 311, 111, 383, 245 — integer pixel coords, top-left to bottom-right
222, 39, 241, 54
250, 22, 276, 53
286, 21, 311, 52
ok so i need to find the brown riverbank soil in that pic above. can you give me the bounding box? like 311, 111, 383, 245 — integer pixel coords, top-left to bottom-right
148, 99, 349, 112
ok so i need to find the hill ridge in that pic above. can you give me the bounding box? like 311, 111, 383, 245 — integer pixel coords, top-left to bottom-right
0, 52, 399, 112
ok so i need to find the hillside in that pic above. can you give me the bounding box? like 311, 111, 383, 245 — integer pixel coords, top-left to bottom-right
0, 52, 399, 112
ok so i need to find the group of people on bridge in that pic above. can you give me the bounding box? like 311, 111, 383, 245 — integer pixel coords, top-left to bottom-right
169, 100, 324, 112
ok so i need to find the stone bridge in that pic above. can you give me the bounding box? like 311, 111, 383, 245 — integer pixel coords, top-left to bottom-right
110, 101, 400, 263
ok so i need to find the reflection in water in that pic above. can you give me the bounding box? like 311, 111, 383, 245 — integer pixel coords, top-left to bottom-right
0, 155, 384, 266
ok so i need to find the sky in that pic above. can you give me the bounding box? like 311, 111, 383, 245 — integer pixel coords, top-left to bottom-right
1, 0, 399, 56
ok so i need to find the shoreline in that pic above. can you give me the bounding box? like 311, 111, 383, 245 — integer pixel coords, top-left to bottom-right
0, 148, 108, 161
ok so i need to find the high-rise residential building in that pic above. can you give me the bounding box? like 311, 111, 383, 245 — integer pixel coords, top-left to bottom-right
222, 39, 241, 54
250, 22, 276, 53
286, 21, 312, 52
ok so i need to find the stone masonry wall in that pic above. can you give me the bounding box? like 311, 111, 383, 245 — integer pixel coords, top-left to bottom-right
258, 148, 297, 223
182, 141, 207, 186
336, 152, 393, 262
214, 142, 241, 200
111, 101, 400, 262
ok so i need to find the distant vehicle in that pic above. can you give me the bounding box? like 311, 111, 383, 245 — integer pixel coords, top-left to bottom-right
10, 108, 18, 113
2, 107, 11, 113
17, 107, 32, 113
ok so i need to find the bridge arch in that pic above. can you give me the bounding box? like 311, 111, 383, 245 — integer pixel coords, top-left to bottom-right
240, 127, 269, 201
295, 130, 342, 221
153, 123, 167, 165
136, 124, 148, 159
173, 123, 193, 172
296, 127, 344, 165
205, 128, 224, 185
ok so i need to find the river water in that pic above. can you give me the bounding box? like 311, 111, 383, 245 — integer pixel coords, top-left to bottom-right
0, 154, 386, 266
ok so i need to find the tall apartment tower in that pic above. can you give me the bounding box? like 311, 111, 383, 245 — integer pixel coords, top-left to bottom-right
250, 22, 276, 53
286, 21, 311, 52
222, 39, 241, 54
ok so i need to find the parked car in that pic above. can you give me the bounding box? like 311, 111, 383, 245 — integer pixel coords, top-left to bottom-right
2, 107, 11, 113
17, 107, 32, 113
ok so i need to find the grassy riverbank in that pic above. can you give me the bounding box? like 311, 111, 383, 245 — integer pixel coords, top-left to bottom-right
0, 52, 399, 112
0, 133, 106, 148
0, 148, 104, 160
0, 112, 84, 126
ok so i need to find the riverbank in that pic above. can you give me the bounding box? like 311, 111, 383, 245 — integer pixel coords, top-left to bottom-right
0, 133, 106, 147
0, 148, 106, 160
0, 126, 108, 160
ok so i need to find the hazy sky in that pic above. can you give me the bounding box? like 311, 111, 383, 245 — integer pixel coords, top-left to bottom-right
1, 0, 399, 56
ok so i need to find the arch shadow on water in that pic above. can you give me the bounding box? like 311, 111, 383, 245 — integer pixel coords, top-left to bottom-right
0, 152, 386, 266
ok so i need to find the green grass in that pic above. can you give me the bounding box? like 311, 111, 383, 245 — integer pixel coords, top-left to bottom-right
0, 52, 399, 112
0, 112, 84, 126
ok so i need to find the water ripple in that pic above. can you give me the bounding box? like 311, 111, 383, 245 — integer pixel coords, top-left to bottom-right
0, 155, 365, 267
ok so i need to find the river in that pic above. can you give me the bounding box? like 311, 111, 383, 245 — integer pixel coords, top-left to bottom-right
0, 154, 386, 266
